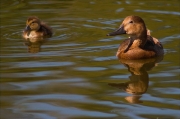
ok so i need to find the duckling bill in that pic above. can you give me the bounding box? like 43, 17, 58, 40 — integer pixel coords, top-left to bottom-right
23, 16, 52, 39
107, 15, 164, 60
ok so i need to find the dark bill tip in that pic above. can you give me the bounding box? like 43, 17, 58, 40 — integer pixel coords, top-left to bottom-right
107, 25, 126, 36
25, 26, 31, 31
107, 31, 120, 36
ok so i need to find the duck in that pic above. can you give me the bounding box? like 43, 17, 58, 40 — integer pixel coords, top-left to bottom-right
107, 15, 164, 60
22, 16, 52, 39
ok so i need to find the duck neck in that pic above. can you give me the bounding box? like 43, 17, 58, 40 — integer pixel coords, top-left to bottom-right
131, 29, 147, 48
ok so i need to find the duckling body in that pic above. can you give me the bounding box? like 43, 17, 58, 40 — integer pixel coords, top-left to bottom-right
23, 16, 52, 39
107, 16, 164, 60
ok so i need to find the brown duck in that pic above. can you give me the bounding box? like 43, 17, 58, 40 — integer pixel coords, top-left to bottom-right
23, 16, 52, 39
107, 15, 164, 60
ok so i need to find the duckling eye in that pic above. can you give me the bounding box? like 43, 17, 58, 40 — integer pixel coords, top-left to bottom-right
129, 21, 133, 23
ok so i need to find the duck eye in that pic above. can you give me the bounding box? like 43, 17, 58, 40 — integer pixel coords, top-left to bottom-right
129, 21, 133, 23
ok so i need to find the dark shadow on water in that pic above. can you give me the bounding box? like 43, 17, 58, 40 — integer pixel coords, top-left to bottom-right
108, 56, 163, 104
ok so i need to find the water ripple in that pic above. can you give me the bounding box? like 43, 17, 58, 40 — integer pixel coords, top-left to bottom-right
135, 9, 180, 15
75, 67, 107, 71
10, 61, 74, 68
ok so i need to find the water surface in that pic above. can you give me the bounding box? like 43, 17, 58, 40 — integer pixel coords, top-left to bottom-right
0, 0, 180, 119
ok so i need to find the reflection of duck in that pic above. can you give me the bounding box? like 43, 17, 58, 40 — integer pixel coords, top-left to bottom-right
108, 56, 163, 103
22, 16, 52, 39
107, 15, 164, 59
24, 38, 46, 53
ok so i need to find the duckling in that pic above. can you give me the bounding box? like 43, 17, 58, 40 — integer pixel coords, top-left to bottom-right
107, 15, 164, 60
23, 16, 52, 39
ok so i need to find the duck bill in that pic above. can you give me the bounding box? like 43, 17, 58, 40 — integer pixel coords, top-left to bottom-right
107, 25, 126, 36
25, 25, 31, 31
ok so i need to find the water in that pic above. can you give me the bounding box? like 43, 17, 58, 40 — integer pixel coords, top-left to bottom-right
0, 0, 180, 119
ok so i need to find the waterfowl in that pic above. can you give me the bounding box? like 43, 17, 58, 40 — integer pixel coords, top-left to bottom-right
23, 16, 52, 39
107, 15, 164, 60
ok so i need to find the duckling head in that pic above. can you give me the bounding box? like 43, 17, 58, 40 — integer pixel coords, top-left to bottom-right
25, 16, 41, 31
107, 16, 147, 39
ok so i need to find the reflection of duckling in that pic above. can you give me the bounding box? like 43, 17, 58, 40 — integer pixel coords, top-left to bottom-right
22, 16, 52, 39
125, 95, 142, 103
24, 39, 45, 53
107, 15, 164, 59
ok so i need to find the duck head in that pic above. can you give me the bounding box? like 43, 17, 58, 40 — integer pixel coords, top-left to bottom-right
25, 16, 41, 32
107, 16, 147, 39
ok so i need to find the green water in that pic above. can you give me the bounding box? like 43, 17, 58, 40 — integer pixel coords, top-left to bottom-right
0, 0, 180, 119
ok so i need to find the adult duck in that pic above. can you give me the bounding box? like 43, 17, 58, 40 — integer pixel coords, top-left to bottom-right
107, 15, 164, 60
